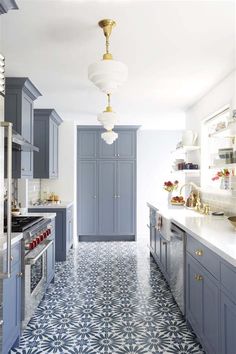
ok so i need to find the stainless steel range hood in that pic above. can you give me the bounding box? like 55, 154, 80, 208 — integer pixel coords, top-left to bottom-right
5, 127, 39, 152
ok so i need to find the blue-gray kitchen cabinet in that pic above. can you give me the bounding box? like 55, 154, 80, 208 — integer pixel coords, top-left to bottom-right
33, 109, 63, 179
98, 129, 136, 159
98, 160, 116, 235
186, 253, 220, 354
117, 161, 135, 235
29, 206, 73, 262
77, 126, 138, 241
78, 130, 97, 159
78, 160, 97, 235
5, 77, 41, 178
2, 241, 21, 353
221, 291, 236, 354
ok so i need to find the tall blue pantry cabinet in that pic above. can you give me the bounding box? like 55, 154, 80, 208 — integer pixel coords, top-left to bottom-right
77, 126, 138, 241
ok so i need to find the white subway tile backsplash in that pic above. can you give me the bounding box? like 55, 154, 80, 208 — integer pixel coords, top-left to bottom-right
28, 179, 41, 204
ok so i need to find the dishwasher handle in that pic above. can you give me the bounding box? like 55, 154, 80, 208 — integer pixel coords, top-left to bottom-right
171, 223, 185, 240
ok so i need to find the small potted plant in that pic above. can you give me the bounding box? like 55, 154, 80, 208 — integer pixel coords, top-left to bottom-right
212, 169, 231, 190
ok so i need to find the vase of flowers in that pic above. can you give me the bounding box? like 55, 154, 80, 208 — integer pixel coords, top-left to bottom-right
163, 180, 179, 205
212, 169, 231, 190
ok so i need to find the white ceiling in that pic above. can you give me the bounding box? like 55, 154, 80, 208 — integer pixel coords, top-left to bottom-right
1, 0, 235, 127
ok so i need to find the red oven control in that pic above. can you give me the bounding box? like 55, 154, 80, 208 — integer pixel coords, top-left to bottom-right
46, 229, 50, 236
43, 231, 47, 239
35, 237, 41, 245
40, 234, 44, 242
26, 242, 35, 250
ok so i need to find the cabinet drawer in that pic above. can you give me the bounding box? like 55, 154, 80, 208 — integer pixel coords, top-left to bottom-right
221, 262, 236, 301
187, 235, 220, 280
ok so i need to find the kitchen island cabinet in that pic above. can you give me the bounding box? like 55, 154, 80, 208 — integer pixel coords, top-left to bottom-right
29, 205, 73, 262
148, 205, 170, 282
5, 77, 42, 178
2, 241, 21, 353
147, 202, 236, 354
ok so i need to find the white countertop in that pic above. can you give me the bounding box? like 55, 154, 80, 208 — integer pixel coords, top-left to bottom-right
0, 232, 23, 251
25, 212, 56, 219
147, 202, 236, 267
29, 201, 73, 209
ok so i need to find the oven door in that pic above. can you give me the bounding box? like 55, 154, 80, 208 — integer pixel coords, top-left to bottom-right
23, 240, 53, 328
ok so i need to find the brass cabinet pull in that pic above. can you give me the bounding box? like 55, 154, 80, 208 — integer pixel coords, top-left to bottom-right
17, 272, 23, 278
163, 241, 167, 245
194, 274, 203, 281
10, 256, 14, 261
195, 249, 203, 256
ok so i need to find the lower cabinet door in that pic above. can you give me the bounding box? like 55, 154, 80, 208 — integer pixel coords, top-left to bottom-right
3, 262, 21, 353
150, 225, 155, 253
186, 254, 220, 354
47, 240, 55, 285
98, 161, 116, 235
155, 229, 161, 261
221, 291, 236, 354
116, 161, 135, 235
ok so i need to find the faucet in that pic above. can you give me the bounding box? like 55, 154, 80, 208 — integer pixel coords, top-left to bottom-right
180, 182, 210, 214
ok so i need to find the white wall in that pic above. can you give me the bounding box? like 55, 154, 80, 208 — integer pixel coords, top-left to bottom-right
186, 70, 236, 213
186, 70, 236, 135
137, 129, 182, 239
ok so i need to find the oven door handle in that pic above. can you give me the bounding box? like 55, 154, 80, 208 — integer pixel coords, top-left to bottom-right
25, 240, 53, 265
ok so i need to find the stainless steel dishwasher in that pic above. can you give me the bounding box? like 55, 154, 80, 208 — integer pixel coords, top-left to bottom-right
169, 222, 186, 315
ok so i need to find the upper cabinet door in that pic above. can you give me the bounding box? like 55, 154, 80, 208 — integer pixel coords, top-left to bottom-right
34, 109, 62, 179
116, 130, 136, 159
78, 130, 97, 159
53, 121, 59, 177
21, 92, 33, 177
5, 78, 42, 179
99, 134, 116, 158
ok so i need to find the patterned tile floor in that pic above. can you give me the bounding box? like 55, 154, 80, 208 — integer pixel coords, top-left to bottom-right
11, 241, 204, 354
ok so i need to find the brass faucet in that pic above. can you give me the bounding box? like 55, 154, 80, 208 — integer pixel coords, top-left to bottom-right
180, 182, 210, 215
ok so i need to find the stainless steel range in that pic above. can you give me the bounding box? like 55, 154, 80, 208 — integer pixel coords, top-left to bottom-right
7, 216, 54, 329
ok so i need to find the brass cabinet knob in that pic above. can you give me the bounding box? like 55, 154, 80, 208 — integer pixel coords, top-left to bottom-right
194, 274, 203, 281
10, 256, 14, 261
17, 272, 23, 278
195, 249, 203, 256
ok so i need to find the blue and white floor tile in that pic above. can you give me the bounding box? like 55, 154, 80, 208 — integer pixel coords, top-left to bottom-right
11, 241, 204, 354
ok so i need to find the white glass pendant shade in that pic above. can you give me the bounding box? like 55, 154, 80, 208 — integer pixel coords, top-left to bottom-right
88, 60, 128, 94
101, 130, 118, 145
98, 110, 117, 131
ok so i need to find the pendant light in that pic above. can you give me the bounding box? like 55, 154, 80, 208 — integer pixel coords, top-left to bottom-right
98, 93, 117, 131
88, 19, 128, 94
101, 130, 118, 145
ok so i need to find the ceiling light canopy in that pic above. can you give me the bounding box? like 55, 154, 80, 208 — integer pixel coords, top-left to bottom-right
88, 19, 128, 94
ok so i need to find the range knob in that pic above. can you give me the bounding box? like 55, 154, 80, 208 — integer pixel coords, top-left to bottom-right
48, 228, 51, 235
32, 240, 37, 248
25, 242, 35, 250
40, 234, 44, 242
43, 231, 47, 239
35, 237, 41, 245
